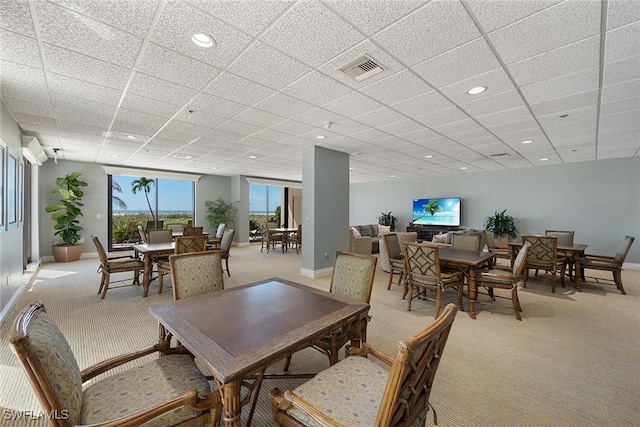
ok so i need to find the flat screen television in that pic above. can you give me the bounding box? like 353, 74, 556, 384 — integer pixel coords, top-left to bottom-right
412, 197, 461, 227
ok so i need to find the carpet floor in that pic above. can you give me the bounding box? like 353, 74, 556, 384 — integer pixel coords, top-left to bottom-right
1, 243, 638, 426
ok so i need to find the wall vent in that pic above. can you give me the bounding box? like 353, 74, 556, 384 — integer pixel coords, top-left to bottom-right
338, 54, 385, 81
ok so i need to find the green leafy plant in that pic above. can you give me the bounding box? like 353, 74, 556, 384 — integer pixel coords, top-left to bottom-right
205, 197, 238, 233
45, 171, 87, 246
378, 211, 397, 229
483, 209, 518, 239
131, 177, 155, 224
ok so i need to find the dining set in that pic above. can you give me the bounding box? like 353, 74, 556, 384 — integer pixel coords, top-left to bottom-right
260, 223, 302, 254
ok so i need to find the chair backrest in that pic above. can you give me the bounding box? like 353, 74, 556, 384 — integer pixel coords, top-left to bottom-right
451, 232, 482, 251
166, 223, 184, 233
215, 223, 226, 239
376, 303, 458, 425
174, 236, 208, 254
295, 224, 302, 242
614, 235, 635, 263
403, 242, 441, 285
146, 220, 164, 230
10, 301, 83, 426
169, 251, 225, 300
183, 226, 204, 236
330, 251, 377, 304
522, 235, 557, 265
266, 221, 277, 229
383, 233, 402, 260
545, 229, 574, 246
138, 225, 147, 243
512, 243, 530, 277
220, 229, 235, 253
147, 229, 173, 243
483, 230, 497, 249
91, 235, 108, 265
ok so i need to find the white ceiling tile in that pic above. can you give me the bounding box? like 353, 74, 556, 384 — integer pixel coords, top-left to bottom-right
0, 29, 42, 68
600, 97, 640, 116
412, 38, 500, 89
414, 106, 469, 128
326, 119, 371, 136
251, 129, 293, 143
217, 119, 263, 136
529, 89, 599, 116
459, 90, 526, 117
57, 120, 107, 136
227, 41, 312, 90
49, 73, 122, 106
350, 128, 395, 142
439, 67, 516, 105
138, 43, 221, 90
599, 110, 640, 133
433, 119, 482, 136
255, 93, 315, 118
378, 119, 425, 136
390, 90, 454, 118
191, 0, 294, 37
270, 120, 317, 136
13, 112, 57, 128
476, 106, 533, 128
606, 0, 640, 30
121, 93, 182, 118
398, 127, 441, 143
203, 72, 275, 107
37, 0, 143, 68
0, 60, 48, 101
521, 67, 600, 104
151, 0, 253, 69
466, 0, 561, 33
354, 107, 406, 127
233, 108, 286, 128
128, 72, 198, 104
282, 71, 352, 106
3, 96, 53, 117
488, 0, 601, 64
283, 107, 345, 128
360, 69, 432, 105
374, 0, 480, 66
508, 36, 600, 87
172, 110, 227, 129
0, 0, 35, 36
187, 93, 247, 119
43, 43, 130, 90
601, 79, 640, 103
489, 118, 541, 136
538, 105, 598, 128
327, 0, 427, 35
603, 55, 640, 87
261, 1, 364, 67
202, 129, 245, 143
605, 21, 640, 64
51, 94, 116, 127
323, 91, 384, 117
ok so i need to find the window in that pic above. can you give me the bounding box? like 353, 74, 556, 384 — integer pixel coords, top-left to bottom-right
249, 184, 282, 228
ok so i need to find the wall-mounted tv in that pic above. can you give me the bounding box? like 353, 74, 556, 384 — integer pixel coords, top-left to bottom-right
412, 197, 461, 226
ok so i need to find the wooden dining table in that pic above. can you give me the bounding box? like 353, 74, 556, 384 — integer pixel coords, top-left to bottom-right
271, 227, 298, 252
131, 242, 174, 297
149, 277, 370, 426
508, 242, 588, 291
437, 247, 496, 319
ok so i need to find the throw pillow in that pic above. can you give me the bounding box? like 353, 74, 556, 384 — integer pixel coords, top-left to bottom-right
432, 233, 447, 243
351, 227, 361, 238
378, 225, 391, 236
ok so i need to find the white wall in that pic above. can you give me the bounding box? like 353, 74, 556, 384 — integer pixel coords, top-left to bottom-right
350, 157, 640, 264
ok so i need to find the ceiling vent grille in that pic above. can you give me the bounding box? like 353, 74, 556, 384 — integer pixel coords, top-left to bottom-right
338, 54, 385, 81
490, 152, 510, 158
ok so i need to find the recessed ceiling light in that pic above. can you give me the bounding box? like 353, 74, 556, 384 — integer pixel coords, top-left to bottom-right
172, 153, 193, 160
126, 135, 137, 140
191, 33, 215, 48
540, 158, 549, 161
249, 155, 257, 159
521, 140, 533, 144
349, 167, 354, 170
390, 175, 395, 178
111, 154, 119, 158
425, 155, 433, 158
211, 166, 217, 170
316, 135, 326, 139
461, 167, 468, 170
467, 86, 487, 95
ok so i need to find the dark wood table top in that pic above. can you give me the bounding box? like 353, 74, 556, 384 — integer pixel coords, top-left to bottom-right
438, 247, 496, 266
149, 278, 369, 383
508, 242, 588, 252
131, 242, 175, 253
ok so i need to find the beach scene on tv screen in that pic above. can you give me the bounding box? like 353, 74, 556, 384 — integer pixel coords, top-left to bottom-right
412, 197, 461, 226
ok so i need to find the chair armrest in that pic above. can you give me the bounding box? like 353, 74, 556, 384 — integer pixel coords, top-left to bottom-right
584, 254, 616, 261
81, 342, 174, 381
480, 273, 513, 281
346, 343, 394, 366
271, 388, 348, 427
107, 254, 138, 261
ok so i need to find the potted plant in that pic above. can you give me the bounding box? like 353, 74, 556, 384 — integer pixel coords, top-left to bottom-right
483, 209, 518, 248
45, 171, 88, 262
205, 197, 238, 233
378, 211, 397, 231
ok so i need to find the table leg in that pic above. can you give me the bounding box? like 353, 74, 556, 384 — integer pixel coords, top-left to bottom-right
221, 380, 242, 427
573, 252, 582, 292
467, 268, 478, 320
142, 254, 151, 297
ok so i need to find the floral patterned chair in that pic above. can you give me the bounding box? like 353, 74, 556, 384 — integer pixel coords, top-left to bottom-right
270, 303, 458, 427
157, 235, 209, 294
169, 250, 225, 301
10, 301, 222, 427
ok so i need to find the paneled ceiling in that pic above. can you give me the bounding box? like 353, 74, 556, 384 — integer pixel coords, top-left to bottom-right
1, 0, 638, 183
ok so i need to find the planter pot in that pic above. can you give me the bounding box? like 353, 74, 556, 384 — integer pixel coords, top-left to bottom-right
52, 245, 83, 262
494, 236, 510, 249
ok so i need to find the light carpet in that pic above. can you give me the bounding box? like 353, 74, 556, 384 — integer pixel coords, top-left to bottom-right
1, 243, 638, 426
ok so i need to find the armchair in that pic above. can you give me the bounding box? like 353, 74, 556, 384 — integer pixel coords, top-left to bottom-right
10, 301, 222, 427
270, 303, 458, 427
157, 235, 208, 294
522, 235, 566, 292
92, 235, 144, 299
580, 235, 634, 294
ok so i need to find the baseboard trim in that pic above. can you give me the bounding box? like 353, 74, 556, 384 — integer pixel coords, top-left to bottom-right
0, 261, 42, 326
623, 262, 640, 270
300, 267, 333, 278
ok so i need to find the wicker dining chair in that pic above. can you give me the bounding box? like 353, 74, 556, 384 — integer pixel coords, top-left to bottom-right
476, 243, 529, 320
10, 301, 222, 427
146, 219, 164, 230
169, 251, 225, 301
522, 234, 566, 292
166, 223, 184, 233
483, 230, 511, 264
137, 225, 148, 243
451, 232, 483, 252
207, 223, 226, 248
403, 242, 465, 316
219, 229, 235, 276
382, 233, 406, 293
261, 224, 283, 253
270, 303, 458, 427
544, 229, 575, 277
183, 226, 204, 236
157, 235, 209, 294
92, 235, 144, 299
579, 235, 635, 295
289, 224, 302, 254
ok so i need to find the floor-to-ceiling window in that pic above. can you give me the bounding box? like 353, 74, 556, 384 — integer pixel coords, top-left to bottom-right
249, 184, 282, 231
108, 174, 194, 250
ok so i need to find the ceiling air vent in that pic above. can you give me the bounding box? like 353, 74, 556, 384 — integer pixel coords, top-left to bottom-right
490, 153, 510, 158
338, 54, 385, 81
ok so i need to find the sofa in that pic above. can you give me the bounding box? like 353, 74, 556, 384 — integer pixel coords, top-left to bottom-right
349, 224, 391, 255
432, 228, 487, 250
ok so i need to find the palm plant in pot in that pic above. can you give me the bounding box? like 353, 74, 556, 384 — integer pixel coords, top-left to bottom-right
205, 197, 238, 233
378, 211, 397, 231
483, 209, 518, 248
45, 171, 87, 262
